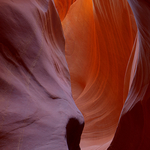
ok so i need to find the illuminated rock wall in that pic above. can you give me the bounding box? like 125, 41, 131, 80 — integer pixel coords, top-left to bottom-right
108, 0, 150, 149
56, 0, 150, 149
0, 0, 150, 150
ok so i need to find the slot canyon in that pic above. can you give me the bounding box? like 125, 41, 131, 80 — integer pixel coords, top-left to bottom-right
0, 0, 150, 149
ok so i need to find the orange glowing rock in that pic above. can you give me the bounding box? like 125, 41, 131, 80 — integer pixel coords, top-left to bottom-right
1, 0, 150, 149
61, 0, 137, 149
108, 0, 150, 149
54, 0, 76, 21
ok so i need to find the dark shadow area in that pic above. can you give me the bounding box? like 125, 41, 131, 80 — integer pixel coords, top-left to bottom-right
66, 118, 84, 150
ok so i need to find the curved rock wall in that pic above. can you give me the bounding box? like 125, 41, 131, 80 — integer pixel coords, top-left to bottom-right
61, 0, 137, 149
0, 0, 84, 149
108, 0, 150, 149
1, 0, 150, 150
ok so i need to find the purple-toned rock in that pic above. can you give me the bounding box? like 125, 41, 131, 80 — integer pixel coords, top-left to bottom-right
0, 0, 84, 149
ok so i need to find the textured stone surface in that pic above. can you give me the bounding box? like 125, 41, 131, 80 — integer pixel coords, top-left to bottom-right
56, 0, 150, 149
1, 0, 150, 150
0, 0, 84, 149
61, 0, 136, 149
108, 0, 150, 149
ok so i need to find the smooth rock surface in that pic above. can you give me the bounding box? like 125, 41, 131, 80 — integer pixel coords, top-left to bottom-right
1, 0, 150, 150
0, 0, 84, 149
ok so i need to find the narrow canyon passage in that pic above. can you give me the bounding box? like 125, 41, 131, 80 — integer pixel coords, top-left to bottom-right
0, 0, 150, 150
55, 0, 150, 149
